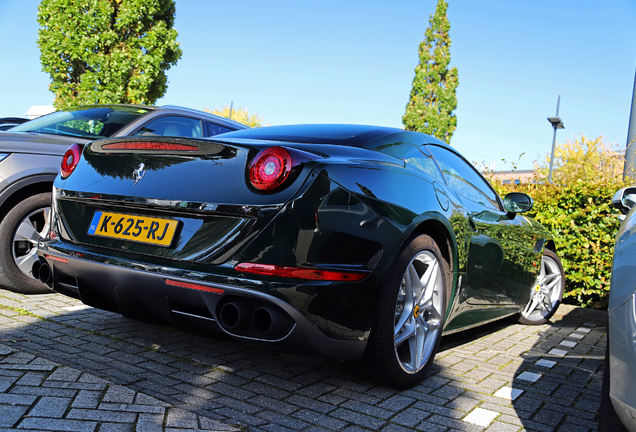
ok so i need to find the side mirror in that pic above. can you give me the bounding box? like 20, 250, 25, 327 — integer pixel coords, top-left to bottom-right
612, 186, 636, 215
503, 192, 533, 214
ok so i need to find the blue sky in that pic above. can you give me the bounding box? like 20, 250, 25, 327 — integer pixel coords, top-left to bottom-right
1, 0, 635, 170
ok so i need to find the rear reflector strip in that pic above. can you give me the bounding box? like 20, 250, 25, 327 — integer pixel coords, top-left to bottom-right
235, 263, 366, 282
164, 279, 225, 294
101, 142, 198, 151
45, 254, 68, 264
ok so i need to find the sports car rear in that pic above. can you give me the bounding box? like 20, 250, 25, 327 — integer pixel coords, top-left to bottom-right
36, 135, 396, 359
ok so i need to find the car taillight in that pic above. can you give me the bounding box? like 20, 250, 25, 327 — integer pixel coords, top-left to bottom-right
249, 147, 292, 192
101, 142, 198, 151
60, 143, 83, 179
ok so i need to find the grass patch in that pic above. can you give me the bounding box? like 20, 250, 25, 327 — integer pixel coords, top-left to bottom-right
0, 304, 41, 318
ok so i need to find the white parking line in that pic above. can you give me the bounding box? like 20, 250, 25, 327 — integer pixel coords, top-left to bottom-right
560, 340, 577, 348
535, 359, 556, 368
494, 386, 524, 400
548, 348, 568, 357
62, 305, 93, 311
464, 407, 499, 427
517, 371, 542, 383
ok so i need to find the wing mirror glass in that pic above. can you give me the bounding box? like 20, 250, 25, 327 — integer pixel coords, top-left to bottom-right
503, 192, 533, 214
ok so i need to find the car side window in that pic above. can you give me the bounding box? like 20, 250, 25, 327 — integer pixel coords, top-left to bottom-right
404, 147, 445, 183
134, 116, 203, 138
206, 122, 234, 136
428, 145, 500, 210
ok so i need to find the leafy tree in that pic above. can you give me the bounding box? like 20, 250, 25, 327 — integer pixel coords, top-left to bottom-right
534, 134, 624, 184
204, 106, 268, 128
403, 0, 458, 143
37, 0, 182, 109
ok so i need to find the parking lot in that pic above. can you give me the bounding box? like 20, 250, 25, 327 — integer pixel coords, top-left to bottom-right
0, 290, 606, 432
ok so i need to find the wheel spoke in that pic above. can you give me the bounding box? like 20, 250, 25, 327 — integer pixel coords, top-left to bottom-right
543, 278, 560, 295
416, 312, 441, 331
395, 265, 417, 336
407, 329, 419, 371
394, 310, 411, 340
41, 207, 51, 237
408, 262, 424, 303
395, 320, 415, 345
523, 295, 540, 316
414, 323, 426, 369
544, 274, 561, 287
543, 272, 560, 282
418, 260, 438, 305
15, 248, 38, 276
15, 219, 42, 244
541, 295, 553, 312
539, 257, 547, 278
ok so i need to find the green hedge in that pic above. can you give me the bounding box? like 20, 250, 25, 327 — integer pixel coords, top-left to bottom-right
493, 180, 627, 308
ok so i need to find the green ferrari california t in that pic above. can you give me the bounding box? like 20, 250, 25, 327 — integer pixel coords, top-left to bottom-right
35, 124, 565, 388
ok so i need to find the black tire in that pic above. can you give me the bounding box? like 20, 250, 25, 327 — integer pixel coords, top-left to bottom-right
599, 342, 627, 431
362, 234, 450, 389
0, 192, 52, 294
518, 249, 564, 325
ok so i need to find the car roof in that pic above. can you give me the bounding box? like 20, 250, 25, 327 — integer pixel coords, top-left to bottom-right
217, 124, 401, 145
215, 124, 450, 158
67, 104, 249, 131
157, 105, 249, 130
22, 104, 250, 133
62, 104, 158, 112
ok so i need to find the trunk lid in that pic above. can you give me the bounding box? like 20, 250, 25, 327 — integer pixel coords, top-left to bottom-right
53, 137, 313, 265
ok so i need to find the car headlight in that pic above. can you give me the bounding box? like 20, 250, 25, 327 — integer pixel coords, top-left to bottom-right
0, 153, 10, 163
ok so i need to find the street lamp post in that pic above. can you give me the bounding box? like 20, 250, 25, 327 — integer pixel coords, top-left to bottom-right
547, 95, 564, 183
623, 67, 636, 180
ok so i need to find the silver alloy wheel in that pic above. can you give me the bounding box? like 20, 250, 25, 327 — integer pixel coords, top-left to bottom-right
521, 254, 563, 322
394, 250, 444, 374
12, 206, 50, 279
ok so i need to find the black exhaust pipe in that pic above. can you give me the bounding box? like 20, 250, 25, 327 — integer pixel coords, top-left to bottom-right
38, 262, 52, 285
32, 261, 41, 281
252, 306, 289, 335
219, 301, 251, 330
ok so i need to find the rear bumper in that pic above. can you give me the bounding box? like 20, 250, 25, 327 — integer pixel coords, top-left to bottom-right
36, 240, 367, 361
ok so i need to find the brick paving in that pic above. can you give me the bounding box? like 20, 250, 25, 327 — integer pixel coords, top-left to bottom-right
0, 290, 606, 431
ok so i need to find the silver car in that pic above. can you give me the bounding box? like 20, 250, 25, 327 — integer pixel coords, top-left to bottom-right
0, 104, 247, 294
600, 186, 636, 431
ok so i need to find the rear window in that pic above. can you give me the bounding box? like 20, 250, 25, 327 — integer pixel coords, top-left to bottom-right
11, 106, 151, 139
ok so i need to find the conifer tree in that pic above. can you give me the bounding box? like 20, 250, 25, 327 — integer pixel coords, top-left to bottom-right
403, 0, 458, 143
37, 0, 182, 109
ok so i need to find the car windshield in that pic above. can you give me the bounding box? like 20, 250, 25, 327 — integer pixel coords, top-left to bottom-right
10, 106, 152, 139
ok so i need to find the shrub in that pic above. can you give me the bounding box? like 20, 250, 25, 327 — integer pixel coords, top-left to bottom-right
534, 134, 623, 184
493, 179, 627, 308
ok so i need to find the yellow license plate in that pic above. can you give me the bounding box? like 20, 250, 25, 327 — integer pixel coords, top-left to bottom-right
87, 211, 179, 247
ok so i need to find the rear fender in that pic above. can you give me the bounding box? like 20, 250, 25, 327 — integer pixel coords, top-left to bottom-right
235, 170, 405, 339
